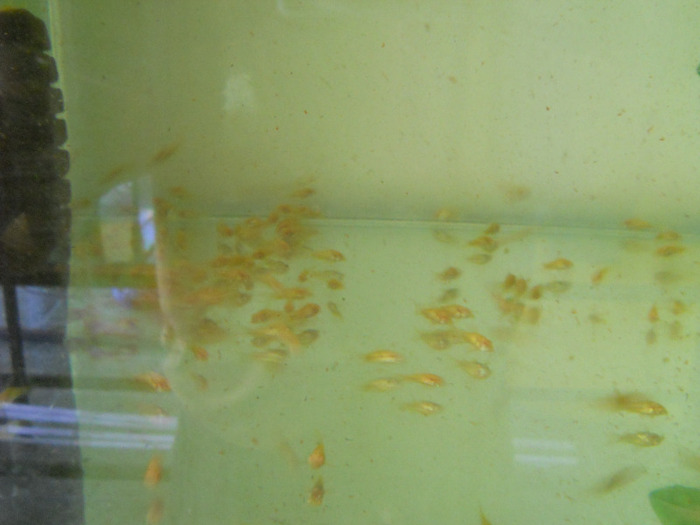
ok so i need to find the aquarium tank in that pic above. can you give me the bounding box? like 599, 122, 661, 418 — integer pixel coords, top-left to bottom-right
1, 1, 700, 524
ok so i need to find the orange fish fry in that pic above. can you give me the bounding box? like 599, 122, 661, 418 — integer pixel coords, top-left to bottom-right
364, 350, 404, 363
363, 377, 401, 392
134, 372, 171, 392
460, 332, 493, 351
600, 391, 668, 416
469, 235, 498, 252
618, 432, 664, 447
308, 442, 325, 469
421, 305, 474, 324
421, 307, 453, 324
457, 360, 492, 379
144, 454, 163, 487
308, 477, 325, 506
146, 497, 164, 524
543, 258, 573, 270
189, 345, 209, 361
402, 373, 445, 387
656, 245, 685, 257
312, 249, 345, 262
289, 303, 321, 321
402, 401, 443, 416
591, 267, 608, 285
623, 218, 652, 230
437, 266, 461, 282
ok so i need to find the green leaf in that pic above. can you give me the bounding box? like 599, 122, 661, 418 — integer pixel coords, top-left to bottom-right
649, 486, 700, 525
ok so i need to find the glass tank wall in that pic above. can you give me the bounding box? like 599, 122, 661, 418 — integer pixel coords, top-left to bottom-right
1, 2, 700, 524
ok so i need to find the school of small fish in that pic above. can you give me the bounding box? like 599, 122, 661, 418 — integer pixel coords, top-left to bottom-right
70, 174, 696, 522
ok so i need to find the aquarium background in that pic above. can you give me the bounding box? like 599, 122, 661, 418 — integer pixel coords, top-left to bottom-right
55, 1, 700, 228
1, 1, 700, 524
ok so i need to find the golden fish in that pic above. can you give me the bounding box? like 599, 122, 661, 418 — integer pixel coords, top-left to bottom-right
469, 235, 498, 252
146, 497, 164, 524
648, 305, 659, 322
457, 360, 492, 379
542, 280, 571, 294
468, 253, 492, 265
189, 345, 209, 361
543, 257, 573, 270
503, 273, 517, 289
298, 329, 319, 346
402, 373, 445, 387
251, 308, 284, 324
327, 301, 342, 318
300, 270, 341, 284
437, 266, 461, 282
143, 454, 164, 487
134, 372, 171, 392
438, 288, 459, 303
624, 218, 652, 230
308, 477, 325, 506
523, 306, 541, 324
421, 307, 453, 324
216, 221, 236, 237
190, 372, 208, 391
591, 267, 609, 285
656, 230, 681, 241
274, 216, 306, 239
312, 249, 345, 262
364, 350, 404, 363
193, 318, 227, 343
364, 377, 401, 392
308, 442, 325, 469
645, 329, 657, 345
327, 278, 343, 290
618, 432, 664, 447
529, 285, 543, 299
260, 259, 289, 274
434, 207, 457, 221
421, 305, 474, 324
420, 329, 465, 350
601, 391, 668, 416
503, 274, 528, 295
402, 401, 443, 416
444, 304, 474, 319
656, 245, 685, 257
253, 323, 301, 354
460, 331, 494, 351
671, 300, 687, 315
150, 141, 181, 165
291, 187, 316, 199
0, 386, 28, 404
259, 275, 309, 300
669, 320, 684, 340
275, 286, 312, 301
493, 294, 525, 317
514, 277, 528, 296
595, 465, 646, 493
289, 303, 321, 321
484, 223, 500, 235
432, 230, 456, 244
251, 349, 289, 365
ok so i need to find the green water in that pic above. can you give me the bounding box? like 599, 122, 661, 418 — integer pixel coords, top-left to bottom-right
67, 213, 700, 525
